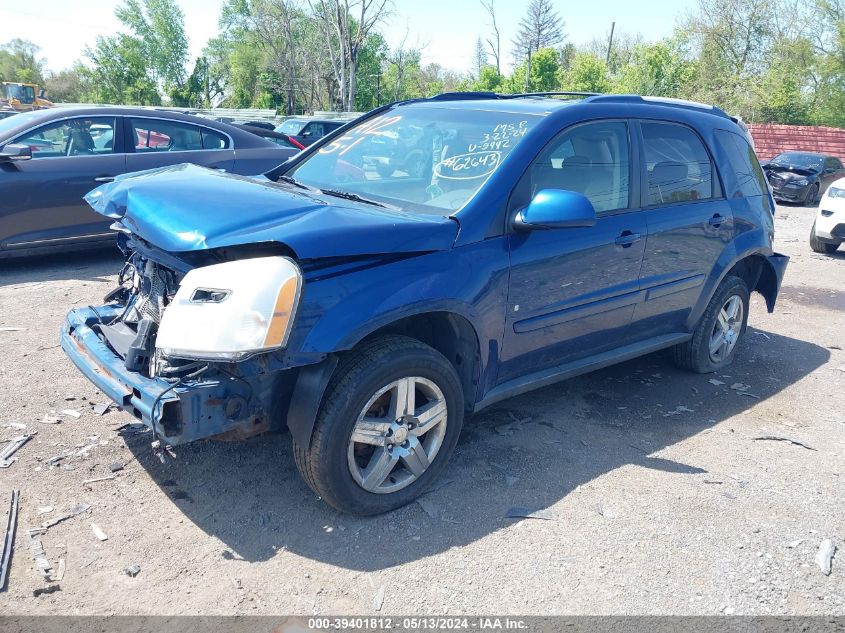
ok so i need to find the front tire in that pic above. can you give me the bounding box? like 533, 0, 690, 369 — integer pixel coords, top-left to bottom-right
805, 183, 820, 206
673, 276, 750, 373
293, 335, 464, 515
810, 221, 840, 254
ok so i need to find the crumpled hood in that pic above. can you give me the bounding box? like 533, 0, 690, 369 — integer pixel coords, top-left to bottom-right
763, 164, 817, 178
85, 163, 458, 259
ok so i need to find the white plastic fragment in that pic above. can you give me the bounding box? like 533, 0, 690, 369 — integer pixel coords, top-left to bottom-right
91, 524, 108, 542
816, 539, 836, 575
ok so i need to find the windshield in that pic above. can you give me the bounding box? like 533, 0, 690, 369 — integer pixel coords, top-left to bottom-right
770, 152, 824, 171
276, 119, 307, 135
287, 106, 542, 214
5, 84, 35, 104
0, 109, 41, 137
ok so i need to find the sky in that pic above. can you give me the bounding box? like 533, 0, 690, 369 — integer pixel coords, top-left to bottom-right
1, 0, 700, 75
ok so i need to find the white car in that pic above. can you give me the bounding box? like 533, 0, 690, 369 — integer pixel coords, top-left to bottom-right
811, 177, 845, 254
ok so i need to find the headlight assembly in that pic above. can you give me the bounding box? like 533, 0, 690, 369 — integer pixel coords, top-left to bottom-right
155, 256, 302, 361
794, 178, 809, 186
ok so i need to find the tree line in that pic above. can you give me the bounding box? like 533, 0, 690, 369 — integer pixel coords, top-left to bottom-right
3, 0, 845, 127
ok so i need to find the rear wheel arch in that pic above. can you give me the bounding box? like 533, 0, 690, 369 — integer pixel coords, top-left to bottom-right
701, 252, 779, 319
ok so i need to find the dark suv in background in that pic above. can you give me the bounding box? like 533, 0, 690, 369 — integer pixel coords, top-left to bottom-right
274, 117, 346, 146
62, 93, 788, 515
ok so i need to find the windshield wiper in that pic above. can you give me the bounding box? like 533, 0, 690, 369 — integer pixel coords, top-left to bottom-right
278, 175, 311, 190
319, 188, 389, 208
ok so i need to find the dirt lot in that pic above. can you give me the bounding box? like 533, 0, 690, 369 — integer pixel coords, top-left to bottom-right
0, 203, 843, 616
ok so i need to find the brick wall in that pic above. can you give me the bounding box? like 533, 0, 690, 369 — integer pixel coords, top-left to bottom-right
748, 123, 845, 161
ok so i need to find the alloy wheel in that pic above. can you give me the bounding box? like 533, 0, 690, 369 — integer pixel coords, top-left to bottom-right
709, 294, 744, 363
347, 377, 448, 494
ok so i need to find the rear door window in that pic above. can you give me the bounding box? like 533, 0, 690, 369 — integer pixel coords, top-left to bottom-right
130, 118, 204, 152
641, 122, 715, 205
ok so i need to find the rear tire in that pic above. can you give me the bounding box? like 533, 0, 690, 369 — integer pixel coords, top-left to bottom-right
293, 335, 464, 515
673, 276, 750, 373
810, 221, 840, 254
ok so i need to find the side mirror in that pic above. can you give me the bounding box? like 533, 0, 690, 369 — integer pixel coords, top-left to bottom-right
0, 144, 32, 162
513, 189, 597, 231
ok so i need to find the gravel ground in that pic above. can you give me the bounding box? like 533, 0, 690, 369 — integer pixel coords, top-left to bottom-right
0, 203, 842, 615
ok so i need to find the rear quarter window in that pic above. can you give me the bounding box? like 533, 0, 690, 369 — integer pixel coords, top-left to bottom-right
714, 129, 768, 198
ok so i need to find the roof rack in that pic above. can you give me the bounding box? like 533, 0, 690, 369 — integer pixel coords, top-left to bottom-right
501, 91, 600, 99
423, 91, 598, 102
417, 92, 733, 120
582, 94, 732, 119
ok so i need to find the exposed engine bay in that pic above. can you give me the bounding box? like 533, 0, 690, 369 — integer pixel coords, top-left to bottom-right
92, 252, 195, 380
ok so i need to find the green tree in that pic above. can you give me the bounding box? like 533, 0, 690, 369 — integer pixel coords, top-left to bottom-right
614, 39, 697, 97
472, 65, 505, 92
116, 0, 189, 93
44, 67, 87, 102
82, 34, 160, 105
0, 39, 44, 84
560, 52, 611, 93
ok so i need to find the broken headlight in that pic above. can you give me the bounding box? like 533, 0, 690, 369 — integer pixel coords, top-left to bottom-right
155, 256, 302, 361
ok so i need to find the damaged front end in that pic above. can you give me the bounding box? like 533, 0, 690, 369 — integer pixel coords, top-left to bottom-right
60, 237, 300, 446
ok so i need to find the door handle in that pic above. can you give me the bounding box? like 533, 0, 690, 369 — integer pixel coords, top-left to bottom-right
93, 175, 115, 183
614, 231, 642, 247
708, 214, 724, 227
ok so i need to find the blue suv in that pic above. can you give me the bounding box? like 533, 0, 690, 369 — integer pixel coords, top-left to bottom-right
61, 93, 788, 515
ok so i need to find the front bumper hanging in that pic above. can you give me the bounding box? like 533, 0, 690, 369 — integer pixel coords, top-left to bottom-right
60, 306, 270, 445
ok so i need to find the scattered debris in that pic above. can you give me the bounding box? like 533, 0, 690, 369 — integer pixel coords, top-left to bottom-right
505, 474, 519, 487
505, 507, 554, 521
703, 479, 723, 484
0, 327, 23, 332
815, 539, 836, 575
45, 455, 64, 467
36, 506, 53, 515
787, 539, 804, 549
40, 414, 61, 425
91, 524, 108, 542
33, 585, 60, 597
82, 475, 115, 486
42, 503, 90, 530
54, 557, 66, 582
663, 405, 694, 417
5, 423, 26, 431
594, 504, 618, 519
739, 392, 761, 399
0, 490, 20, 592
752, 435, 817, 451
0, 433, 35, 468
372, 584, 385, 611
92, 402, 112, 416
416, 496, 439, 519
730, 383, 751, 392
59, 409, 81, 419
28, 529, 55, 581
124, 564, 141, 577
754, 332, 771, 340
75, 444, 97, 457
708, 379, 725, 386
110, 462, 124, 473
